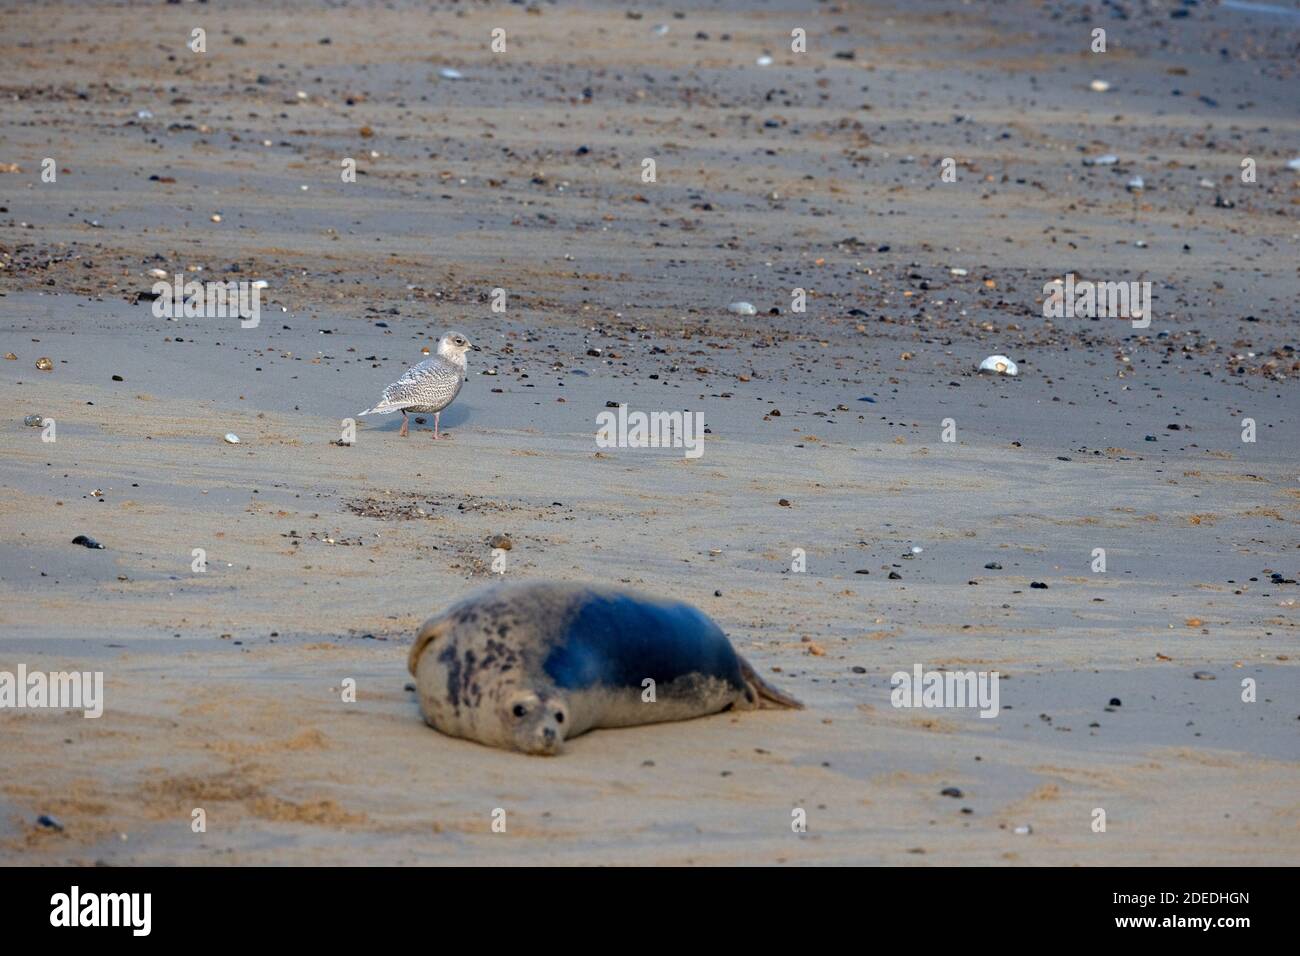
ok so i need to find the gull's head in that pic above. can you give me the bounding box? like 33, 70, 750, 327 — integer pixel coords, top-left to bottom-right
437, 331, 478, 364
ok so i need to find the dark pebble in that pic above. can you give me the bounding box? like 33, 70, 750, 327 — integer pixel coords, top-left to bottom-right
71, 535, 105, 549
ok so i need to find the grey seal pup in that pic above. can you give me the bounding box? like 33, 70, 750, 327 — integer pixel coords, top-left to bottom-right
407, 581, 802, 755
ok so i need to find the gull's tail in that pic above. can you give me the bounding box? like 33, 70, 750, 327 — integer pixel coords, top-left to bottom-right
357, 401, 403, 417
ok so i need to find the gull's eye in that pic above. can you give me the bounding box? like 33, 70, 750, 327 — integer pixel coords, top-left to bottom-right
512, 704, 527, 718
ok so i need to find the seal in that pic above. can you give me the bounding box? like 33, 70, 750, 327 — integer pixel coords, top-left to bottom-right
407, 581, 802, 755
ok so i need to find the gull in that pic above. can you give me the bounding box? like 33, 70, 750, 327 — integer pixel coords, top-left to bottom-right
358, 331, 478, 438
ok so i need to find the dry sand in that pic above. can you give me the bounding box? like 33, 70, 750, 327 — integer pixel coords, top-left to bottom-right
1, 0, 1297, 865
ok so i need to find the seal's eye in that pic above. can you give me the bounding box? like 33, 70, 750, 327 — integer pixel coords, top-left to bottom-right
512, 703, 527, 718
554, 712, 564, 724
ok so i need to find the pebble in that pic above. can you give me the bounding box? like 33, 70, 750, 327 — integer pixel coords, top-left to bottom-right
36, 815, 64, 832
1013, 825, 1032, 835
1126, 176, 1145, 192
224, 433, 241, 444
984, 562, 1002, 570
1089, 79, 1111, 92
728, 301, 757, 315
35, 357, 53, 371
438, 68, 464, 80
1082, 154, 1119, 166
1288, 157, 1300, 171
940, 787, 963, 798
1030, 581, 1048, 589
3, 352, 16, 360
1109, 697, 1122, 707
978, 355, 1017, 376
1193, 671, 1215, 680
23, 414, 43, 427
755, 55, 773, 66
488, 534, 513, 551
71, 535, 105, 549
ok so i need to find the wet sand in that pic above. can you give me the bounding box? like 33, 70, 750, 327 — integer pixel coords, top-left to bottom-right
1, 0, 1298, 865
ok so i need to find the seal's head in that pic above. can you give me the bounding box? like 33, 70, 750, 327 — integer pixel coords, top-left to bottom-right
502, 688, 569, 756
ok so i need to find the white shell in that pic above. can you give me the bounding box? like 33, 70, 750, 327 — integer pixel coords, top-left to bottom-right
1288, 157, 1300, 171
728, 301, 757, 315
1089, 79, 1110, 92
1083, 154, 1118, 166
223, 433, 241, 444
756, 55, 773, 66
438, 68, 464, 80
979, 355, 1018, 376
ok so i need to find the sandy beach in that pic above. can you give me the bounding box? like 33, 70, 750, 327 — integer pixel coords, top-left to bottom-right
1, 0, 1297, 865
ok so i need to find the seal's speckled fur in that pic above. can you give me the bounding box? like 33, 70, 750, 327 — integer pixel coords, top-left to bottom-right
408, 581, 801, 755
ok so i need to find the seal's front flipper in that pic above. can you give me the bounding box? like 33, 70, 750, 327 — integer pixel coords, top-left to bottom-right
738, 655, 803, 710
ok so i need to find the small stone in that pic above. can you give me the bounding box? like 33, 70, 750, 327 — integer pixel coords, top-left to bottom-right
36, 815, 64, 832
1193, 671, 1215, 680
778, 498, 791, 507
978, 354, 1017, 376
23, 415, 43, 427
71, 535, 105, 550
940, 787, 963, 798
111, 374, 124, 382
1109, 697, 1122, 707
1013, 824, 1032, 835
984, 562, 1002, 570
1030, 581, 1048, 589
888, 571, 902, 580
488, 534, 513, 551
727, 301, 757, 315
3, 352, 16, 360
224, 433, 241, 444
35, 357, 53, 371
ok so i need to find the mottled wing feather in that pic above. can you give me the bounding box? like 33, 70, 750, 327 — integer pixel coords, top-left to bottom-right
379, 358, 463, 411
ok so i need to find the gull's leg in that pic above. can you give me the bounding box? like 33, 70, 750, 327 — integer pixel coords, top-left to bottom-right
399, 410, 409, 438
433, 411, 441, 439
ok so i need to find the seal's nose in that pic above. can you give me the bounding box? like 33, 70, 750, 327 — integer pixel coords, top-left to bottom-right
542, 727, 557, 742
